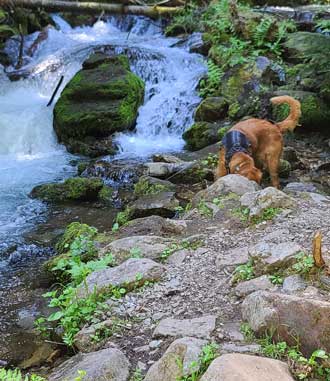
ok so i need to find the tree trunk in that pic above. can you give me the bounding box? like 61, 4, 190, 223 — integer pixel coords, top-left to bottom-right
1, 0, 181, 18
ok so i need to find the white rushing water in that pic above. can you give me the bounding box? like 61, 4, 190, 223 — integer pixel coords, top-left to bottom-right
0, 15, 205, 252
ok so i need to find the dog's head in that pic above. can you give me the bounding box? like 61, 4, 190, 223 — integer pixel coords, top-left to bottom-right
229, 153, 262, 184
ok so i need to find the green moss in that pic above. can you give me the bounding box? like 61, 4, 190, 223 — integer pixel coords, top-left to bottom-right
98, 186, 113, 205
228, 102, 241, 119
218, 126, 230, 140
54, 54, 145, 154
30, 177, 104, 203
55, 222, 98, 254
183, 122, 220, 151
134, 178, 167, 197
115, 207, 132, 226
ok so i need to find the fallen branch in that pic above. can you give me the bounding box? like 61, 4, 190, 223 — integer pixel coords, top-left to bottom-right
47, 75, 64, 107
3, 0, 181, 18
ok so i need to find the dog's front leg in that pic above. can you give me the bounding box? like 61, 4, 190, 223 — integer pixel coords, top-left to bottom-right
215, 147, 227, 179
266, 154, 280, 189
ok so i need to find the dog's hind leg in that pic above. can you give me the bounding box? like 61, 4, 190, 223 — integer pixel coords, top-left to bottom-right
266, 152, 280, 189
215, 147, 227, 179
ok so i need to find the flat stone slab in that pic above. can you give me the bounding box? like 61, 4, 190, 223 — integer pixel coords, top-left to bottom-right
78, 258, 165, 298
153, 316, 216, 340
234, 275, 276, 297
216, 246, 250, 268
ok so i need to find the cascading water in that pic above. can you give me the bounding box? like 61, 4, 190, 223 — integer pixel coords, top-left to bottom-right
0, 14, 206, 362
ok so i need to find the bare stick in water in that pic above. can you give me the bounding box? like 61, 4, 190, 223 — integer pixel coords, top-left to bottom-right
47, 75, 64, 107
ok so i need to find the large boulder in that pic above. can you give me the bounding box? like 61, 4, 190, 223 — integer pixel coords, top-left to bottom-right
144, 337, 208, 381
54, 53, 144, 157
129, 192, 180, 219
200, 354, 294, 381
193, 175, 259, 204
98, 235, 174, 263
78, 258, 165, 298
30, 177, 106, 203
240, 187, 296, 218
183, 122, 222, 151
48, 347, 130, 381
242, 291, 330, 355
195, 97, 229, 122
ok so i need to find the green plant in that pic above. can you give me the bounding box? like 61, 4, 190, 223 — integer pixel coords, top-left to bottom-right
134, 178, 166, 197
292, 252, 315, 275
315, 19, 330, 34
160, 239, 201, 261
199, 60, 224, 98
114, 207, 131, 227
74, 370, 87, 381
251, 207, 282, 224
178, 343, 219, 381
130, 368, 143, 381
130, 247, 142, 258
165, 3, 201, 36
0, 369, 46, 381
232, 206, 250, 222
268, 274, 284, 285
259, 332, 288, 359
201, 153, 218, 169
233, 259, 255, 282
197, 200, 214, 217
240, 323, 255, 342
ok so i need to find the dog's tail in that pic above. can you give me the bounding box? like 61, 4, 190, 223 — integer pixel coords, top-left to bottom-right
270, 95, 301, 133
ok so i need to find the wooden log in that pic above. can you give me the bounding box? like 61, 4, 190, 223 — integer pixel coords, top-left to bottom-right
313, 231, 325, 268
0, 0, 182, 18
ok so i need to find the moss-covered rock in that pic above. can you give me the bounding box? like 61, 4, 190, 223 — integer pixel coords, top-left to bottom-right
30, 177, 105, 203
134, 176, 175, 197
195, 97, 228, 122
55, 221, 98, 255
183, 121, 221, 151
273, 90, 330, 132
54, 53, 145, 157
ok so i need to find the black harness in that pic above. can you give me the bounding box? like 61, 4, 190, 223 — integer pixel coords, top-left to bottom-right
222, 130, 252, 171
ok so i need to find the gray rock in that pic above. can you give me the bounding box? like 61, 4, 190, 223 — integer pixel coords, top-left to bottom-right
153, 316, 216, 340
249, 241, 301, 274
99, 235, 174, 263
152, 154, 184, 164
282, 275, 307, 293
145, 162, 191, 179
222, 322, 244, 341
48, 348, 130, 381
240, 187, 296, 218
74, 319, 114, 353
283, 182, 317, 193
221, 343, 261, 354
242, 291, 330, 355
234, 275, 275, 297
216, 246, 250, 268
194, 175, 259, 204
116, 216, 187, 238
130, 192, 180, 219
200, 354, 294, 381
78, 258, 165, 298
144, 337, 207, 381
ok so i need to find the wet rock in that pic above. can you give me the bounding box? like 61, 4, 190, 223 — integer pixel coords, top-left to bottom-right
195, 97, 229, 122
249, 241, 301, 274
194, 175, 259, 204
129, 192, 180, 219
240, 187, 296, 218
144, 337, 207, 381
74, 319, 114, 353
117, 216, 187, 238
48, 347, 130, 381
183, 122, 222, 151
188, 32, 211, 56
234, 275, 275, 297
282, 275, 307, 293
200, 353, 294, 381
19, 342, 55, 369
78, 258, 165, 298
145, 162, 192, 179
152, 154, 184, 164
30, 177, 106, 203
98, 235, 174, 263
153, 316, 216, 340
53, 54, 144, 156
242, 291, 330, 355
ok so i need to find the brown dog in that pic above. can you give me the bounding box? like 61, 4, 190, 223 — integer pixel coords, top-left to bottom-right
216, 96, 301, 188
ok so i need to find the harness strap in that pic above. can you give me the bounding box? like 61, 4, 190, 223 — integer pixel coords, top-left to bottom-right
222, 130, 252, 172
